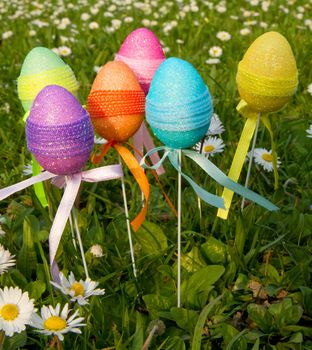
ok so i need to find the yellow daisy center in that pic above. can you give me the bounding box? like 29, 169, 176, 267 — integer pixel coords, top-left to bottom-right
44, 316, 67, 331
1, 304, 19, 321
71, 282, 84, 296
262, 153, 273, 162
204, 145, 215, 153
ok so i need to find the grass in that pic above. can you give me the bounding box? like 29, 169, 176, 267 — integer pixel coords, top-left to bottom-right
0, 0, 312, 349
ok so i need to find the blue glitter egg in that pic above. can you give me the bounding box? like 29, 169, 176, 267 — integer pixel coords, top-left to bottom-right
146, 57, 213, 149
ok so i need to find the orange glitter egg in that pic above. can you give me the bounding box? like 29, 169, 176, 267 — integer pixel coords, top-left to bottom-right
88, 61, 145, 142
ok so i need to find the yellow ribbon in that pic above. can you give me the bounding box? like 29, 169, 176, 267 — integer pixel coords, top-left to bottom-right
18, 66, 79, 101
217, 100, 260, 219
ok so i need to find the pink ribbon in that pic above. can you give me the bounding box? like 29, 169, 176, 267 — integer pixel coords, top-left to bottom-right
0, 165, 123, 280
133, 122, 165, 175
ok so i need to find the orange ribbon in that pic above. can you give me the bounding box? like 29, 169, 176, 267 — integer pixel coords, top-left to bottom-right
92, 141, 150, 232
88, 90, 145, 118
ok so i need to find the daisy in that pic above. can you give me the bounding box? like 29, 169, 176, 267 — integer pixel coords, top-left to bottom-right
240, 28, 251, 36
209, 46, 223, 58
90, 244, 103, 258
2, 31, 13, 40
0, 287, 35, 336
31, 303, 85, 341
216, 31, 231, 41
51, 272, 105, 306
307, 83, 312, 96
194, 137, 225, 156
206, 113, 225, 135
58, 46, 71, 57
306, 125, 312, 138
0, 245, 15, 274
89, 21, 99, 30
252, 148, 281, 172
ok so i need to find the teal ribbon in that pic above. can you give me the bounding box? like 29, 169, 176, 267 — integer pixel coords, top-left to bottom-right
141, 146, 279, 212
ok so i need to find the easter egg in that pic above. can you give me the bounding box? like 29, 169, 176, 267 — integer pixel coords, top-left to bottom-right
18, 47, 79, 111
26, 85, 94, 175
236, 31, 298, 112
146, 57, 213, 149
115, 28, 165, 95
87, 61, 145, 142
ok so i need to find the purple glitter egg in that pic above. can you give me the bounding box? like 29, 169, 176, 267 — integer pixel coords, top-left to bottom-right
26, 85, 94, 175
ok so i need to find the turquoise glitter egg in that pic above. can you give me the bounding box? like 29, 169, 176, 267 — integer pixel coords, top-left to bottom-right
146, 57, 213, 149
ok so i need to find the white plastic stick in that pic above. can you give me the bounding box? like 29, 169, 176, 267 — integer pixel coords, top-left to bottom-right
241, 113, 261, 210
177, 149, 182, 308
71, 207, 89, 279
118, 155, 137, 278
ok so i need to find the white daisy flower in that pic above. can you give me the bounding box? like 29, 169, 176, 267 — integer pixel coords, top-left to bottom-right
252, 148, 281, 172
306, 125, 312, 138
89, 21, 99, 30
0, 245, 15, 274
206, 113, 225, 135
58, 46, 71, 57
240, 28, 251, 36
22, 163, 32, 176
209, 46, 223, 58
194, 137, 225, 156
2, 31, 13, 40
90, 244, 103, 258
307, 83, 312, 95
51, 272, 105, 306
216, 31, 231, 41
81, 13, 90, 21
30, 303, 85, 341
0, 287, 35, 336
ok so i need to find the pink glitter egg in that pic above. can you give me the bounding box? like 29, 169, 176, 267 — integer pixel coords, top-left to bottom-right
115, 28, 165, 95
26, 85, 94, 175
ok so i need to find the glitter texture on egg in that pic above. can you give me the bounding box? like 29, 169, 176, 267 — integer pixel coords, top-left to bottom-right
115, 28, 165, 95
236, 31, 298, 112
87, 61, 145, 142
26, 85, 94, 175
18, 47, 79, 111
146, 57, 213, 149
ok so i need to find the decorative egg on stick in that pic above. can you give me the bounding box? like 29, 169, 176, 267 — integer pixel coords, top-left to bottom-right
0, 85, 123, 280
115, 28, 166, 174
17, 47, 80, 207
88, 61, 150, 278
217, 31, 298, 220
141, 57, 279, 307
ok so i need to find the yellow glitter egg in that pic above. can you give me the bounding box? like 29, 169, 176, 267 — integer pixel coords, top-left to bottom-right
236, 31, 298, 113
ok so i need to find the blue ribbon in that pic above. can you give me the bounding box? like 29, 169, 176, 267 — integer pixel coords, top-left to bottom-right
141, 146, 279, 212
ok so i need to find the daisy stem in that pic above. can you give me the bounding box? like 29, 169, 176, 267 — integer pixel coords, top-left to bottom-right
241, 112, 261, 211
177, 149, 182, 308
56, 337, 62, 350
118, 154, 137, 279
0, 331, 5, 349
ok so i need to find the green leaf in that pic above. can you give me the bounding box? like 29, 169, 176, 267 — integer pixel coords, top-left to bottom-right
300, 286, 312, 317
181, 265, 225, 308
3, 331, 27, 349
143, 294, 175, 318
247, 304, 273, 333
251, 338, 260, 350
268, 299, 302, 331
25, 280, 46, 300
191, 296, 222, 350
134, 221, 168, 257
201, 237, 227, 265
17, 216, 38, 279
163, 336, 186, 350
132, 312, 144, 350
170, 307, 199, 333
180, 246, 206, 273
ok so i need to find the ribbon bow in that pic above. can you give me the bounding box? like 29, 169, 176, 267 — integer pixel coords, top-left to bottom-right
141, 146, 278, 212
0, 165, 123, 279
